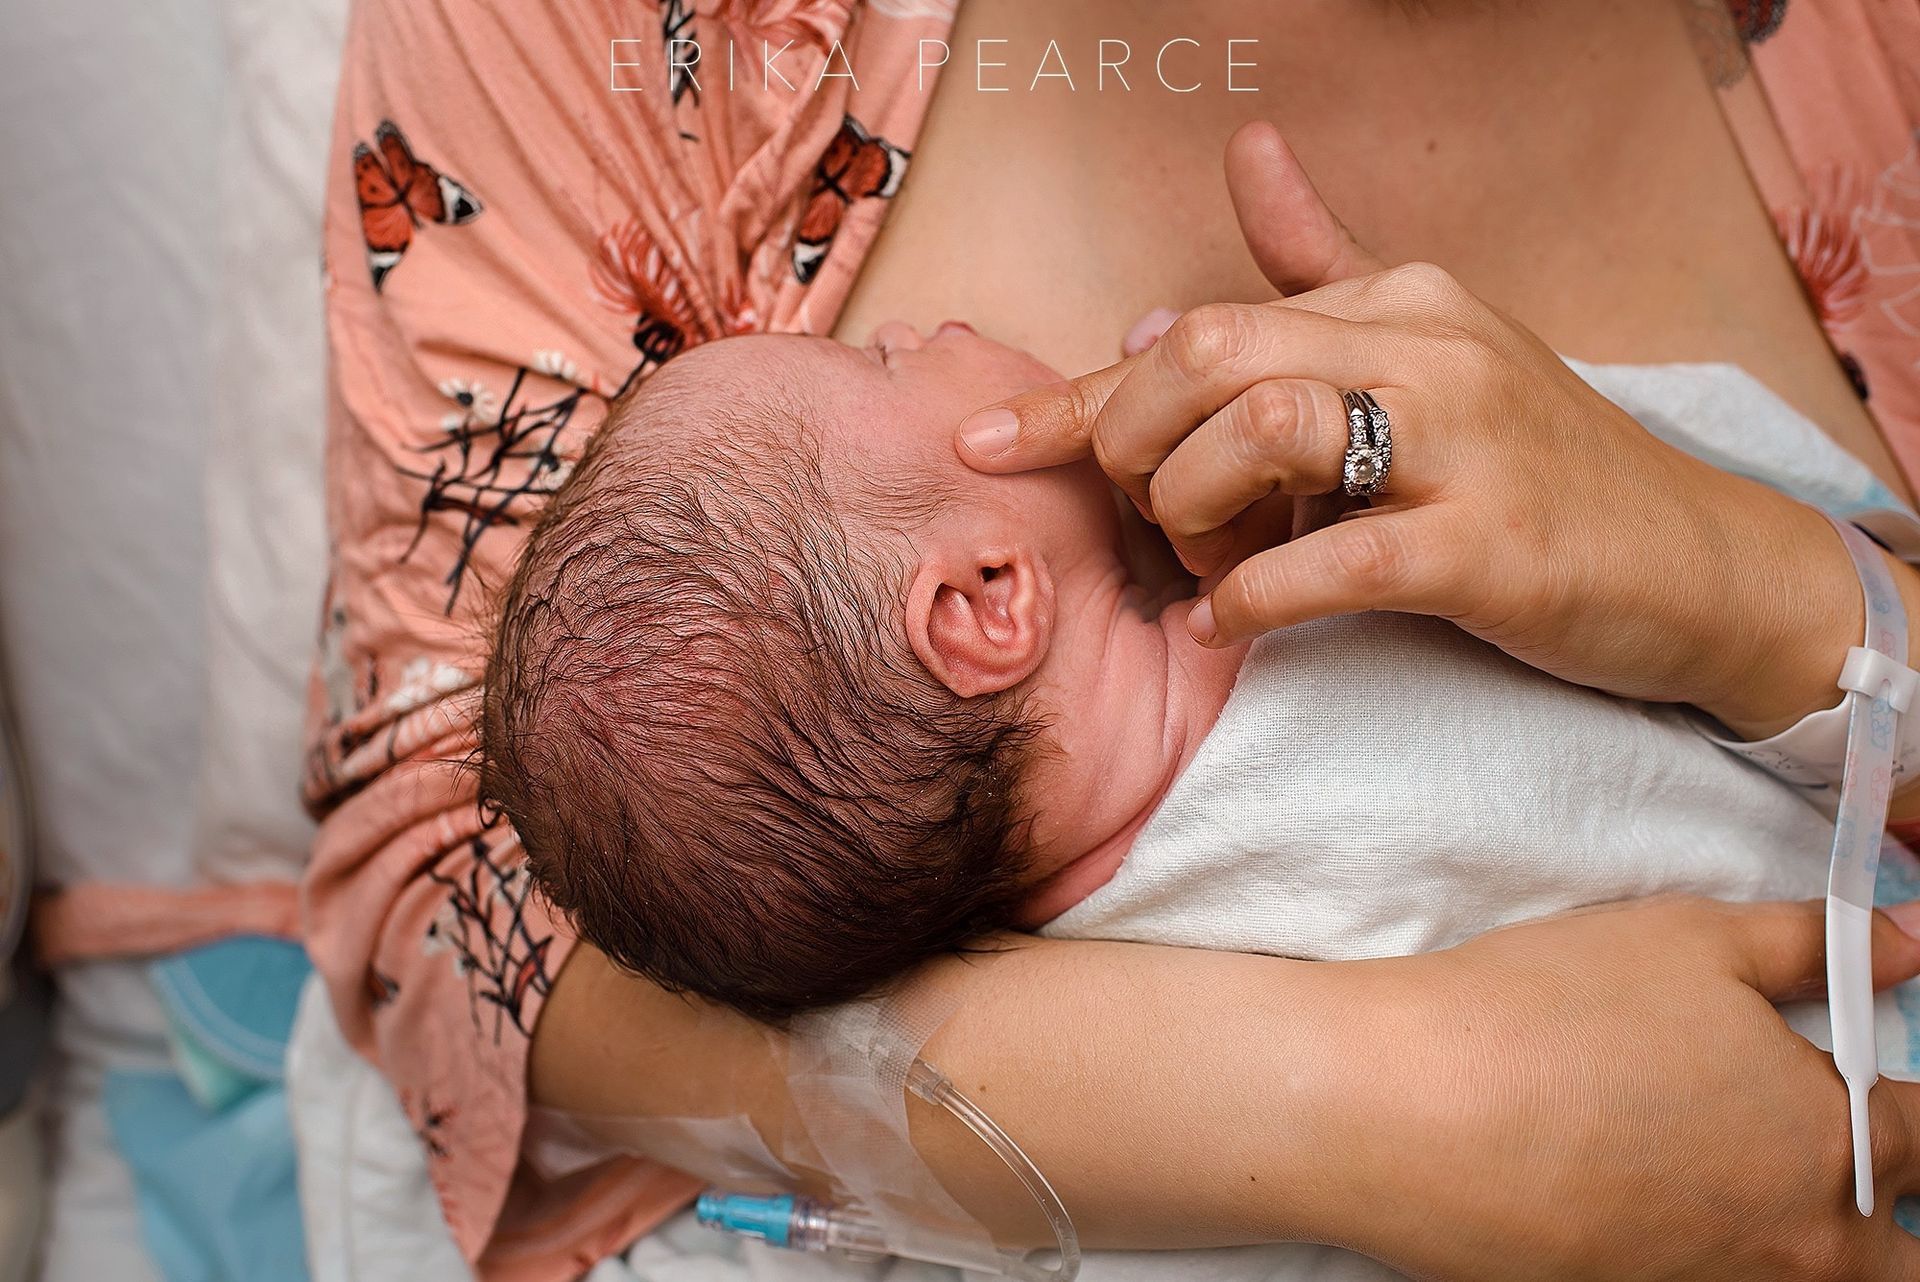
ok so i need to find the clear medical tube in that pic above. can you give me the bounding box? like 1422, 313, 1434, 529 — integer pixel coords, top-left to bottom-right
906, 1057, 1081, 1282
699, 1055, 1080, 1282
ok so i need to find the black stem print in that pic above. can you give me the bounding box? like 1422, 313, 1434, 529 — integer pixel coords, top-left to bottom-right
399, 363, 642, 613
425, 825, 556, 1044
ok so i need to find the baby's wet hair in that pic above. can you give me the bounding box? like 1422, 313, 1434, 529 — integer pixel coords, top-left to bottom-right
481, 368, 1042, 1021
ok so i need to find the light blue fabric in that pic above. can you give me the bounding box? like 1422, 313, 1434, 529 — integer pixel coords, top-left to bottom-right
150, 935, 311, 1090
103, 1070, 308, 1282
101, 935, 312, 1282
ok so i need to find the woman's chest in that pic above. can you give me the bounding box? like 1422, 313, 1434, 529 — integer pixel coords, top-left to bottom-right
836, 0, 1899, 489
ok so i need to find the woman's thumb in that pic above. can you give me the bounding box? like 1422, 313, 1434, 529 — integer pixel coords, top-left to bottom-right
1226, 121, 1386, 296
1721, 898, 1920, 1001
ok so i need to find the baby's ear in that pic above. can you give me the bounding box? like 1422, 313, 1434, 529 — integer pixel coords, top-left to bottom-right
906, 548, 1054, 698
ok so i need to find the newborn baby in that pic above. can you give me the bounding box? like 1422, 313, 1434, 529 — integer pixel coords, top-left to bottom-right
484, 322, 1247, 1018
480, 322, 1850, 1020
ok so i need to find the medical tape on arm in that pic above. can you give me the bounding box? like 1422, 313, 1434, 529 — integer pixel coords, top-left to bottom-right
524, 978, 1077, 1279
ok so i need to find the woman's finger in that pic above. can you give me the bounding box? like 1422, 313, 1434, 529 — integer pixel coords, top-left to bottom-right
955, 355, 1140, 474
1092, 303, 1394, 508
1148, 378, 1349, 575
1226, 121, 1388, 296
1877, 1078, 1920, 1196
1189, 511, 1463, 645
1710, 899, 1920, 1001
1199, 490, 1301, 591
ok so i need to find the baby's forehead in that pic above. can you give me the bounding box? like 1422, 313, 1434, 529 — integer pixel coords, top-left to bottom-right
648, 334, 855, 404
599, 335, 859, 461
623, 335, 875, 449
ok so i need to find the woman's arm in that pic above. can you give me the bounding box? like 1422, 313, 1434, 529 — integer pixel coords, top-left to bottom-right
535, 900, 1920, 1279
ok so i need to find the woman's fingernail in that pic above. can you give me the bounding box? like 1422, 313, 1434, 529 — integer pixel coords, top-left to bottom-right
1188, 598, 1217, 644
1884, 900, 1920, 940
1123, 307, 1181, 357
958, 409, 1019, 459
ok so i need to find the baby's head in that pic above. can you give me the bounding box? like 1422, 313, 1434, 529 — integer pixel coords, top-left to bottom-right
482, 325, 1130, 1020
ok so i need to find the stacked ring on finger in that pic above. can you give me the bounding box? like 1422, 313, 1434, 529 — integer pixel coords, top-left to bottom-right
1340, 389, 1392, 497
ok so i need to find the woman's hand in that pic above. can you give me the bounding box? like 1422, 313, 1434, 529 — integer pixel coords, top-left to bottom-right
1331, 896, 1920, 1281
955, 123, 1860, 739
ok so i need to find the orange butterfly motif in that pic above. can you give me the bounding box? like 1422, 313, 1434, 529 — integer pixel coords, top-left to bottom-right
793, 116, 908, 285
352, 120, 483, 291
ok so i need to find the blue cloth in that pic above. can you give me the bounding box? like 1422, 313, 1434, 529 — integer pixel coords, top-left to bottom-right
102, 935, 312, 1282
150, 935, 310, 1106
104, 1071, 309, 1282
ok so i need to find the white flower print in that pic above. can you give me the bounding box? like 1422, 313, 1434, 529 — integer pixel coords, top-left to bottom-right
436, 377, 499, 431
532, 349, 581, 383
423, 898, 462, 959
384, 656, 474, 717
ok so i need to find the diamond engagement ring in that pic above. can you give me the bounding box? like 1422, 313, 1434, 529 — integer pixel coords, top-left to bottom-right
1340, 388, 1392, 497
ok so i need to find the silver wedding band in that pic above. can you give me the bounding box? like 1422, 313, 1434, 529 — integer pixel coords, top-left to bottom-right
1340, 389, 1392, 497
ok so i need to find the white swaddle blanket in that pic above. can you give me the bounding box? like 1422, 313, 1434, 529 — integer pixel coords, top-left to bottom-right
1037, 360, 1920, 1282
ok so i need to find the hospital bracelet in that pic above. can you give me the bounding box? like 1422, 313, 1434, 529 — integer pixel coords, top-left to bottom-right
1810, 514, 1917, 1218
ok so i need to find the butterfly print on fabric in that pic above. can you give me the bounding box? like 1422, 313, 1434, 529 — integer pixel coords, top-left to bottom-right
793, 116, 909, 285
367, 968, 400, 1009
352, 120, 484, 291
1726, 0, 1788, 43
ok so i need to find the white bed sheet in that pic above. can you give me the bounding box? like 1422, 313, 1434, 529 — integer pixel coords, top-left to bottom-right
0, 1, 221, 1276
0, 0, 337, 1276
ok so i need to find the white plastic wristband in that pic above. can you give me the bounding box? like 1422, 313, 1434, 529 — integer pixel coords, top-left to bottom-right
1815, 516, 1917, 1217
1840, 647, 1920, 714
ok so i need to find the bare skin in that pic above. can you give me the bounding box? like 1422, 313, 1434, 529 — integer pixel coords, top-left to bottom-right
955, 122, 1920, 823
835, 0, 1903, 495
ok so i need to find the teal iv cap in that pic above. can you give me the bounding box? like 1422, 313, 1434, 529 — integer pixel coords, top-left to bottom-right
696, 1190, 797, 1247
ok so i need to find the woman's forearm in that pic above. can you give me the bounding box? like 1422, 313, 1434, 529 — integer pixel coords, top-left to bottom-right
531, 938, 1371, 1248
1692, 483, 1882, 741
536, 900, 1920, 1281
1693, 484, 1920, 820
909, 937, 1373, 1247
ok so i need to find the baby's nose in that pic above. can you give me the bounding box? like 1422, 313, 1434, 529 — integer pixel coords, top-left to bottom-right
868, 320, 926, 352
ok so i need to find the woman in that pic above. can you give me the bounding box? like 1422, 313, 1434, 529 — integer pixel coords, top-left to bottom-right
304, 1, 1920, 1278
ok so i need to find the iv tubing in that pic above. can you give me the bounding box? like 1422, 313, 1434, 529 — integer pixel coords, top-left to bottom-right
699, 1054, 1080, 1281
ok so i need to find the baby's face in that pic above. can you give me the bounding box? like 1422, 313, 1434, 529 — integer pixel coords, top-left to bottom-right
658, 325, 1128, 581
